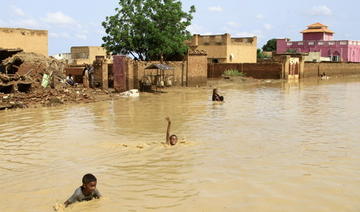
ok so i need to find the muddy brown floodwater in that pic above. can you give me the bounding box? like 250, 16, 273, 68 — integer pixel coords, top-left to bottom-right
0, 77, 360, 212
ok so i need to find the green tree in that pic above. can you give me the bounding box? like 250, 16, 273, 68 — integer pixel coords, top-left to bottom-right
102, 0, 196, 61
262, 38, 277, 52
257, 48, 265, 59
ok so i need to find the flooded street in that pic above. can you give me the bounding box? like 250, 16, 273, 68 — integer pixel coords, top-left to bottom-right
1, 77, 360, 212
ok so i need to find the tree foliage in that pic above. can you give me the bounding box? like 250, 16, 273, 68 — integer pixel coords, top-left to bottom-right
257, 48, 265, 59
262, 38, 277, 52
102, 0, 196, 61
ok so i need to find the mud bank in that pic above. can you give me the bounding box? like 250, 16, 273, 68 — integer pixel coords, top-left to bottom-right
0, 87, 114, 110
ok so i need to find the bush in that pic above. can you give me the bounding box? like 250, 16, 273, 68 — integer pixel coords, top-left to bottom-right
223, 69, 246, 77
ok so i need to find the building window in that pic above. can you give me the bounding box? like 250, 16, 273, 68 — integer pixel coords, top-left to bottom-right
329, 42, 335, 45
287, 42, 293, 46
318, 42, 324, 45
308, 42, 315, 45
340, 41, 347, 45
212, 59, 219, 63
298, 42, 303, 45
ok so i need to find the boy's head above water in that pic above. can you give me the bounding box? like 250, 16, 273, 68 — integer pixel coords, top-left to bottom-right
169, 134, 178, 145
82, 173, 97, 194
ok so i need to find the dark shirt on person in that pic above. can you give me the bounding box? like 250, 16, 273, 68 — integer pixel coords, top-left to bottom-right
212, 93, 224, 101
66, 186, 101, 205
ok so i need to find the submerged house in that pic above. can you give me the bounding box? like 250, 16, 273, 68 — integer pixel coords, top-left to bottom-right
277, 23, 360, 62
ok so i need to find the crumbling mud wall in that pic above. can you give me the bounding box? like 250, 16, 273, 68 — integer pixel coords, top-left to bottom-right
1, 52, 66, 90
0, 52, 70, 110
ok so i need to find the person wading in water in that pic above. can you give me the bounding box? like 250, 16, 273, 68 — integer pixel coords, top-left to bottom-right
212, 88, 224, 102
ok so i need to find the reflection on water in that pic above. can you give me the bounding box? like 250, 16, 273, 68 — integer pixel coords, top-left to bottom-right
1, 77, 360, 211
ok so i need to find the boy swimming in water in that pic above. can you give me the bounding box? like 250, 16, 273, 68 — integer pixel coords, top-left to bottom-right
165, 117, 178, 146
64, 173, 101, 207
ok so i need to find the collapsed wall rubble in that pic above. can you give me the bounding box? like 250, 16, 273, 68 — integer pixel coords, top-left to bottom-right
0, 52, 111, 110
1, 52, 66, 89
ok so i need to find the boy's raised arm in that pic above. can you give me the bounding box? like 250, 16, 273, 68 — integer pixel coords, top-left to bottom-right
165, 117, 171, 145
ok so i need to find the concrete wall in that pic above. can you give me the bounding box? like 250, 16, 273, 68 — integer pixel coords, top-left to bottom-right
303, 62, 360, 78
208, 62, 282, 79
277, 39, 360, 62
0, 28, 48, 56
189, 34, 257, 63
71, 46, 109, 65
228, 37, 257, 63
303, 32, 333, 41
194, 34, 227, 62
303, 33, 325, 41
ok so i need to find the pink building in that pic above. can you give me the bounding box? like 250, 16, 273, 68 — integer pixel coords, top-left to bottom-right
277, 23, 360, 62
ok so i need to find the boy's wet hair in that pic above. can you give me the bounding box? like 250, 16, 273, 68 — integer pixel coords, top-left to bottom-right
170, 134, 177, 139
82, 173, 97, 184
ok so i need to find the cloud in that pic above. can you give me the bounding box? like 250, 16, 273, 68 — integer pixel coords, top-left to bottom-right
188, 24, 206, 34
0, 17, 40, 29
11, 6, 25, 17
97, 28, 106, 36
0, 19, 6, 26
43, 11, 76, 25
203, 32, 215, 35
208, 6, 223, 12
264, 24, 272, 30
309, 5, 332, 16
236, 32, 257, 37
227, 21, 241, 28
235, 30, 263, 40
49, 32, 70, 39
12, 19, 40, 28
75, 34, 87, 40
256, 14, 264, 20
49, 32, 60, 38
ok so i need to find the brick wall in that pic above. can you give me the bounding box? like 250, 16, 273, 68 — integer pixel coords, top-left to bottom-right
304, 62, 360, 78
208, 63, 282, 79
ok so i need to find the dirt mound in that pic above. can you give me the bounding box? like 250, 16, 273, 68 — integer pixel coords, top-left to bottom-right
0, 87, 112, 110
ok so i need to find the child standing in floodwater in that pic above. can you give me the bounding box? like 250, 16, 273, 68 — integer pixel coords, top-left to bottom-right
165, 117, 178, 146
64, 174, 101, 207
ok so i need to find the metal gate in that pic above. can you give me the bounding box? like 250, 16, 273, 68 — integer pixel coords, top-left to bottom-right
113, 55, 127, 92
288, 57, 299, 80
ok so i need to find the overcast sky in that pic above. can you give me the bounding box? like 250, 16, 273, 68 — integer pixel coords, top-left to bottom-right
0, 0, 358, 55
